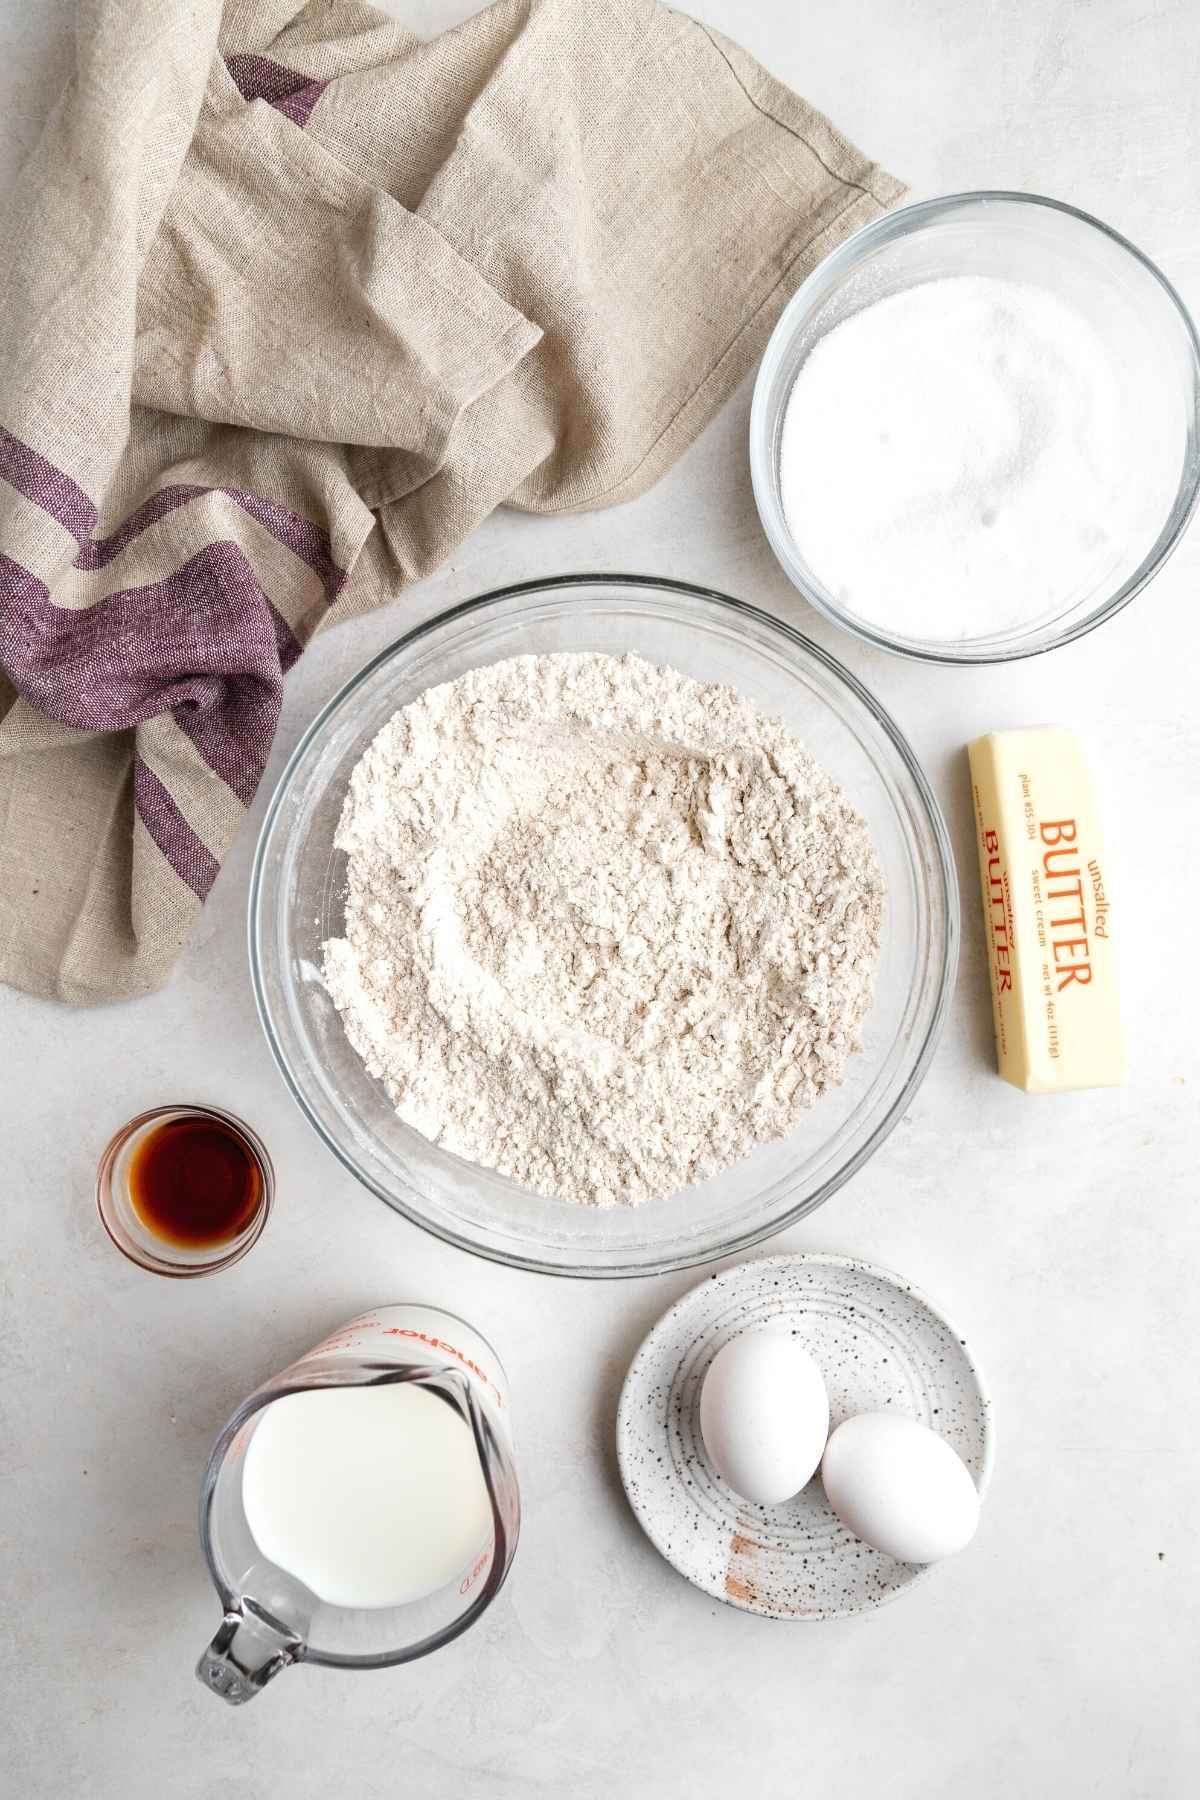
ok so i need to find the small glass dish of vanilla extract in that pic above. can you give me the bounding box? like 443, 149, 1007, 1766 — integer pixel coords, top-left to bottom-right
96, 1105, 273, 1276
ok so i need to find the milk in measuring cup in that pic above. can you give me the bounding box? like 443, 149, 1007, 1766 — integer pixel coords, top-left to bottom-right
242, 1382, 494, 1608
198, 1305, 517, 1705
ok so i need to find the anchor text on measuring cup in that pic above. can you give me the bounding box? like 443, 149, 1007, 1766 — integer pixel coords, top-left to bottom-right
384, 1327, 506, 1407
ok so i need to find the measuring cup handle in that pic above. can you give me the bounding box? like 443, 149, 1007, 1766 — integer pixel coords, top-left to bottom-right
196, 1607, 301, 1706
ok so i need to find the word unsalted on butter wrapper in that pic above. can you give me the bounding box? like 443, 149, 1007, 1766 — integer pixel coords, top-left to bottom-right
968, 728, 1124, 1093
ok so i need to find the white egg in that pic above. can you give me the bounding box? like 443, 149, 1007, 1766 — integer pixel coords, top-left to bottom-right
699, 1330, 829, 1505
821, 1412, 980, 1563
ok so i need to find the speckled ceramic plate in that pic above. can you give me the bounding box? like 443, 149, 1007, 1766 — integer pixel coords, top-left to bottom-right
616, 1253, 994, 1619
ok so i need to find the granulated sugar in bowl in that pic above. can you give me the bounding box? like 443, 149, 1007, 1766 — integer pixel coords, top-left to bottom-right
250, 576, 957, 1277
752, 192, 1200, 664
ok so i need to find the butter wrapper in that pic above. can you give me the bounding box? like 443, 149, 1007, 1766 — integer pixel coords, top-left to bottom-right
968, 727, 1124, 1093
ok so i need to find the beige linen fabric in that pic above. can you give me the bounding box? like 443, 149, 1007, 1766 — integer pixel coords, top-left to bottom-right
0, 0, 903, 1004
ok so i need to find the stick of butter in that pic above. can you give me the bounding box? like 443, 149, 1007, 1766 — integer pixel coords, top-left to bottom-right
967, 727, 1124, 1093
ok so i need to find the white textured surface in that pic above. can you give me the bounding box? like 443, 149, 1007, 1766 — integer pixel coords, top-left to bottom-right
2, 3, 1197, 1794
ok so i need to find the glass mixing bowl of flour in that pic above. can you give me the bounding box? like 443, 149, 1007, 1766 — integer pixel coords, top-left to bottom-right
751, 191, 1200, 664
250, 576, 956, 1277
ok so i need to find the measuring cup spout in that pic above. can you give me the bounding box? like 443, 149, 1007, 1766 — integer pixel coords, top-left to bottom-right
197, 1603, 303, 1706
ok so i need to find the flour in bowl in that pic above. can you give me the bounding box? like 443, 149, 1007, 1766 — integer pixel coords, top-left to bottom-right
322, 654, 883, 1207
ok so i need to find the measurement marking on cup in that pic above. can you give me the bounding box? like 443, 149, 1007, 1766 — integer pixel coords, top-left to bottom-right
460, 1550, 491, 1595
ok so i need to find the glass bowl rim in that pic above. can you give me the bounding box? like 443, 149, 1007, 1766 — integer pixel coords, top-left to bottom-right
750, 188, 1200, 666
248, 572, 959, 1278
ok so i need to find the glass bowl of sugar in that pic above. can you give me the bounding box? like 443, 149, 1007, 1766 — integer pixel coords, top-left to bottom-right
751, 191, 1200, 663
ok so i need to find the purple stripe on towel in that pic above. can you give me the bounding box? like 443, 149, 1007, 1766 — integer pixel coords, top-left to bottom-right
0, 428, 343, 603
0, 549, 50, 611
69, 483, 204, 569
228, 488, 345, 602
74, 481, 345, 601
0, 426, 344, 839
134, 758, 221, 901
0, 427, 97, 545
224, 53, 329, 128
0, 540, 290, 806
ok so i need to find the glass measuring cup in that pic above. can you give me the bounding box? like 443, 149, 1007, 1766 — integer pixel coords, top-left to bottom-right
196, 1305, 519, 1705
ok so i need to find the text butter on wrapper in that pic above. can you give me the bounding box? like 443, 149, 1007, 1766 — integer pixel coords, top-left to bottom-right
968, 728, 1124, 1093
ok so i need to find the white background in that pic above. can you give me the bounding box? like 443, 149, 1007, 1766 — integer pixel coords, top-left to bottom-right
2, 3, 1197, 1795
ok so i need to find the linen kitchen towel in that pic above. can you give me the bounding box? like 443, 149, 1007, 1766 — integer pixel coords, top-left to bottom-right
0, 0, 903, 1003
